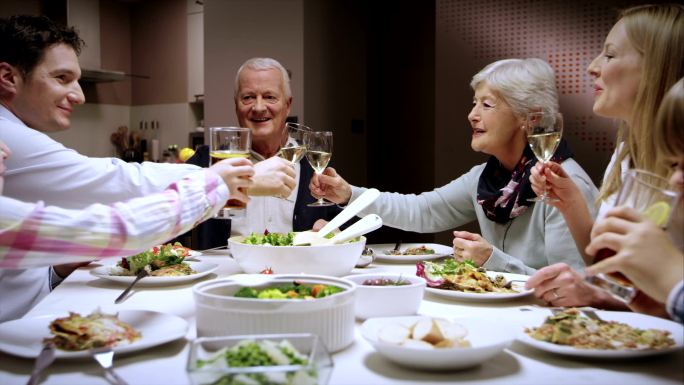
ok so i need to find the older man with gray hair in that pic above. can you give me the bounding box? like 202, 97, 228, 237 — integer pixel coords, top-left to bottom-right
193, 57, 342, 244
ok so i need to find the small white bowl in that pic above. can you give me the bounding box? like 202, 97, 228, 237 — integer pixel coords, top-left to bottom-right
343, 273, 425, 319
361, 315, 514, 371
228, 235, 366, 277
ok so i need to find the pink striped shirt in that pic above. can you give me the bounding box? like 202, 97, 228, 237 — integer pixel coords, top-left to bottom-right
0, 169, 228, 268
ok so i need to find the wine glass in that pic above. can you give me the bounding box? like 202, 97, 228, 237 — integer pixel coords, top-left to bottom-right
278, 122, 311, 165
585, 169, 680, 302
208, 126, 251, 219
304, 130, 335, 207
525, 111, 563, 202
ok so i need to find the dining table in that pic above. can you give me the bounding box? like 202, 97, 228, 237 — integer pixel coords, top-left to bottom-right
0, 249, 682, 385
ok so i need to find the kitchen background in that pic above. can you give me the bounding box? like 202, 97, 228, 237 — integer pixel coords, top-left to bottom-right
2, 0, 653, 244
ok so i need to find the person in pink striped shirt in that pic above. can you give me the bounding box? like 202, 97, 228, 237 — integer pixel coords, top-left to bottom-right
0, 138, 267, 268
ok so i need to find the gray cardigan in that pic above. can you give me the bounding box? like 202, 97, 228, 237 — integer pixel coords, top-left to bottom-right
352, 158, 598, 275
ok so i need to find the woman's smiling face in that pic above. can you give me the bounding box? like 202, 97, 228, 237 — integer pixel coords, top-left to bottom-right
468, 83, 525, 166
587, 19, 643, 124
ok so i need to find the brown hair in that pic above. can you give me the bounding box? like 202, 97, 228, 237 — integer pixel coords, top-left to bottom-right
598, 4, 684, 203
654, 78, 684, 166
0, 15, 83, 79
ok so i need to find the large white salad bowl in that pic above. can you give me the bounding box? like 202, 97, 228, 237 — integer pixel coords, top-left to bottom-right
228, 235, 366, 276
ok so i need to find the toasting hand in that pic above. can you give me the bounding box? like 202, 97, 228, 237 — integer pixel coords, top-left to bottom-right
309, 167, 352, 204
209, 157, 254, 204
246, 157, 297, 197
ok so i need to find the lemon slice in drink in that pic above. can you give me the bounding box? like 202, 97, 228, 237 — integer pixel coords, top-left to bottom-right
643, 201, 671, 227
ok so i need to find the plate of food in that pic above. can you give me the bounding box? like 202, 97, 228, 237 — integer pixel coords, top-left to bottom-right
417, 259, 533, 300
360, 315, 514, 370
370, 243, 453, 262
516, 308, 683, 358
0, 309, 189, 359
90, 242, 217, 285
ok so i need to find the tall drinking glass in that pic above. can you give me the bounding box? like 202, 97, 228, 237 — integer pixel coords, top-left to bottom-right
304, 130, 334, 207
525, 112, 563, 202
209, 127, 251, 219
585, 169, 680, 302
278, 122, 311, 165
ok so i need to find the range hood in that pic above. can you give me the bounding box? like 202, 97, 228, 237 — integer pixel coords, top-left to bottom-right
67, 0, 128, 83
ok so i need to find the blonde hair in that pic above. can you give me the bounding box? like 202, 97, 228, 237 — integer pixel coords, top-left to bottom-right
654, 78, 684, 165
598, 3, 684, 203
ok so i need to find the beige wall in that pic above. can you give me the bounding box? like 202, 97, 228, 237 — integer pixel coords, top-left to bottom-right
204, 0, 304, 128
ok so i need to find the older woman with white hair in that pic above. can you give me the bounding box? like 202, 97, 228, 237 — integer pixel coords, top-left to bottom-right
310, 58, 597, 274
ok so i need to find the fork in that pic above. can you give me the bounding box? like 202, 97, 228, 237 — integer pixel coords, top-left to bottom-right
26, 342, 56, 385
90, 347, 129, 385
114, 269, 148, 304
549, 307, 604, 322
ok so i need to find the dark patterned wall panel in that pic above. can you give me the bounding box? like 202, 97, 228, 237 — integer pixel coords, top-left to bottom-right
435, 0, 634, 185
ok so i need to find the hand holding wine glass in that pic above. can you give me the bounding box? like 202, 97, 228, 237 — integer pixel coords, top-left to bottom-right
584, 169, 680, 303
277, 122, 310, 165
304, 130, 335, 207
525, 111, 563, 202
209, 126, 251, 219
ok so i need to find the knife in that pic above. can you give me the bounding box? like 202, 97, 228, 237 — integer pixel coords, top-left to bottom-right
114, 269, 148, 304
26, 342, 56, 385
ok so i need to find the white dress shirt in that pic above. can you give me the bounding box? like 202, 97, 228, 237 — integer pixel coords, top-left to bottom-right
0, 105, 198, 321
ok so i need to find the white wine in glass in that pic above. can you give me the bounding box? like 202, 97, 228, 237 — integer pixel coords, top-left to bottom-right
304, 130, 334, 207
278, 122, 310, 165
525, 112, 563, 202
209, 126, 251, 218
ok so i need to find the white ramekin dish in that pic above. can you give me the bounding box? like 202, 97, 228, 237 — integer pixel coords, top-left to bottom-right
361, 315, 514, 370
192, 275, 357, 352
343, 273, 426, 319
228, 235, 366, 277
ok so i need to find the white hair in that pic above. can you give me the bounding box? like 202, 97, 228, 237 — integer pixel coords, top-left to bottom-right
234, 57, 291, 99
470, 58, 559, 117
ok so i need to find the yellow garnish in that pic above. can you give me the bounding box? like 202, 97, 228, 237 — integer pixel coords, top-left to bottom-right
642, 201, 671, 227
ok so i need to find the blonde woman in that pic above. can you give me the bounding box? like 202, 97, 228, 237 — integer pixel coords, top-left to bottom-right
526, 4, 684, 309
586, 78, 684, 322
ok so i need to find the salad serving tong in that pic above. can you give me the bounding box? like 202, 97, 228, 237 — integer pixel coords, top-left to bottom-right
90, 347, 129, 385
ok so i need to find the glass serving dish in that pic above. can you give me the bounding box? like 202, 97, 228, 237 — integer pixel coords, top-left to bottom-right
186, 333, 333, 385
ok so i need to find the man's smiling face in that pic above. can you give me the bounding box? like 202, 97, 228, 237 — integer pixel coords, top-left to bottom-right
235, 67, 291, 152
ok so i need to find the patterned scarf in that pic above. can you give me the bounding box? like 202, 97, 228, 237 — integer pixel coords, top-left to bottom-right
477, 139, 573, 224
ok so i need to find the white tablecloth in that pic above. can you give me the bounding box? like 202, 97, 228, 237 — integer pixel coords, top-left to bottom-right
0, 252, 682, 385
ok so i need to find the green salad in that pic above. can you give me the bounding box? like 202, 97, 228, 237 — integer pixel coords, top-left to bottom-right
242, 232, 297, 246
234, 282, 344, 300
115, 242, 193, 276
241, 231, 357, 246
196, 339, 317, 385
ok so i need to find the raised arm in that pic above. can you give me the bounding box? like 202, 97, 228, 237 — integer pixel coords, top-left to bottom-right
0, 168, 242, 268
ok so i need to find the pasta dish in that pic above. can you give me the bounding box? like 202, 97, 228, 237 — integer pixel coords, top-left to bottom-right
525, 308, 675, 350
44, 310, 141, 351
